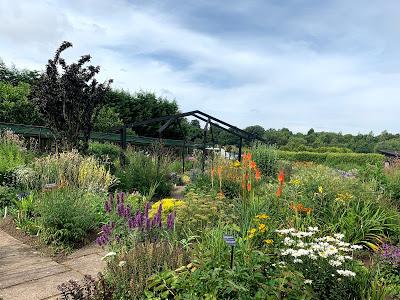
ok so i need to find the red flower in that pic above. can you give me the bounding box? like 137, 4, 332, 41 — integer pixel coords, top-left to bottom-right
247, 182, 251, 192
278, 169, 285, 184
250, 160, 257, 170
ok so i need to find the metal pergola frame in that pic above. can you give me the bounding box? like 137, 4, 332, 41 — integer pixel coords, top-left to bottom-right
117, 110, 267, 172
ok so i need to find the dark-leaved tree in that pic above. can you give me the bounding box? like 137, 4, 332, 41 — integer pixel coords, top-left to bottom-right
32, 41, 112, 152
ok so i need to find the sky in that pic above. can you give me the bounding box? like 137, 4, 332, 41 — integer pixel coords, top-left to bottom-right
1, 0, 400, 134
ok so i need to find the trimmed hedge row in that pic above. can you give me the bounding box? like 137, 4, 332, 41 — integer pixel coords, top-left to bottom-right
277, 150, 385, 169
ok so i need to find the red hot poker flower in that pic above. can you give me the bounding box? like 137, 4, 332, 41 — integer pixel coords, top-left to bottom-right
278, 169, 285, 184
247, 182, 251, 192
255, 168, 261, 181
276, 185, 282, 198
250, 160, 257, 170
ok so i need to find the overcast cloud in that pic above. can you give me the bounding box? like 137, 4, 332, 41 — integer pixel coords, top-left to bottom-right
1, 0, 399, 133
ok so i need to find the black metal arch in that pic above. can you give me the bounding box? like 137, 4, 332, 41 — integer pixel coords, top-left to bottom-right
118, 110, 267, 172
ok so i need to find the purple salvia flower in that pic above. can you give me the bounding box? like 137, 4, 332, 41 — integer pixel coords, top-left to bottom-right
117, 202, 125, 217
166, 212, 175, 230
145, 216, 151, 231
134, 210, 143, 228
128, 217, 135, 229
109, 193, 114, 206
144, 202, 150, 219
104, 200, 112, 213
120, 192, 125, 203
125, 205, 131, 218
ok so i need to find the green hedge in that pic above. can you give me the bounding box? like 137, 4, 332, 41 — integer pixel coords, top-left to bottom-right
277, 150, 384, 169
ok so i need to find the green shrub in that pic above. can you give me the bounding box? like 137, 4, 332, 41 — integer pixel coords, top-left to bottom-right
251, 143, 278, 178
16, 151, 116, 192
104, 240, 189, 299
0, 185, 16, 209
88, 141, 120, 163
0, 130, 33, 184
34, 187, 103, 249
277, 150, 384, 170
115, 149, 172, 197
384, 166, 400, 206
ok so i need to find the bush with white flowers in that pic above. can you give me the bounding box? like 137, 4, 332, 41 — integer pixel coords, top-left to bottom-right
275, 227, 363, 299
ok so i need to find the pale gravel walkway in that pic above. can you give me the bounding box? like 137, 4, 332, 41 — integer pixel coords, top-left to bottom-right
0, 230, 106, 300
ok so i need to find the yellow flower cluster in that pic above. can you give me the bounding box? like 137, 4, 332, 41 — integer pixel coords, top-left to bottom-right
149, 198, 185, 218
335, 192, 353, 203
181, 174, 191, 185
290, 178, 302, 186
255, 214, 269, 220
232, 160, 241, 168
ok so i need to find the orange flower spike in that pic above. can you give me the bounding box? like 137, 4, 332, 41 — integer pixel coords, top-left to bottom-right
211, 168, 215, 177
250, 160, 257, 170
276, 186, 282, 198
247, 152, 252, 161
247, 182, 251, 192
278, 169, 285, 184
255, 168, 261, 181
217, 166, 222, 178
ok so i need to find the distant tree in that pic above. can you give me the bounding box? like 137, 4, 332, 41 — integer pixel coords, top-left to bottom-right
0, 82, 43, 125
245, 125, 265, 137
103, 89, 181, 139
32, 41, 112, 151
374, 138, 400, 152
94, 106, 123, 132
0, 59, 40, 85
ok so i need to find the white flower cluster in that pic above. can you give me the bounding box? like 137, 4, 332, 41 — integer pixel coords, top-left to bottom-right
276, 227, 362, 278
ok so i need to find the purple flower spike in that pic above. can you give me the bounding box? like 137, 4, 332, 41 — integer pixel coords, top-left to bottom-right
166, 212, 175, 230
120, 192, 125, 203
117, 202, 125, 217
104, 200, 112, 213
128, 217, 135, 229
125, 205, 131, 218
134, 210, 143, 228
144, 202, 150, 219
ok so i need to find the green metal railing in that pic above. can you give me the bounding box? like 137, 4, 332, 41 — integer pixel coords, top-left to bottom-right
0, 122, 205, 148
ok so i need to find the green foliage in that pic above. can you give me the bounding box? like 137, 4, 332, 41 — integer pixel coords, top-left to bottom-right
0, 130, 32, 184
0, 59, 40, 85
16, 151, 116, 192
251, 143, 278, 178
34, 187, 103, 248
104, 241, 189, 299
284, 164, 400, 249
104, 90, 181, 139
88, 141, 120, 163
0, 185, 15, 209
383, 166, 400, 206
93, 106, 123, 132
115, 149, 172, 198
31, 41, 112, 151
277, 150, 384, 170
14, 193, 38, 234
0, 82, 42, 125
374, 138, 400, 152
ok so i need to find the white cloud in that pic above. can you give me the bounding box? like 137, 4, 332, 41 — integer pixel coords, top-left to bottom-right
1, 0, 400, 134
